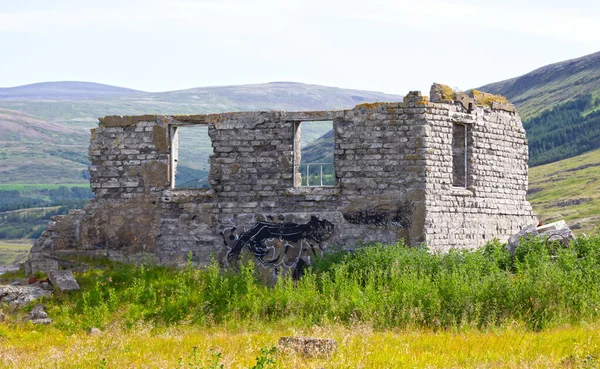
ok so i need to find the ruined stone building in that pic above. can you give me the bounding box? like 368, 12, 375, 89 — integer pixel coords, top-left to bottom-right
27, 83, 537, 275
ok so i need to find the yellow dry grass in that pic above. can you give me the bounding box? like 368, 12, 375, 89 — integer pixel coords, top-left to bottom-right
1, 322, 599, 368
472, 90, 510, 107
439, 84, 456, 101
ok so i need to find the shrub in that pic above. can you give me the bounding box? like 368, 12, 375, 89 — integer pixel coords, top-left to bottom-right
41, 234, 600, 332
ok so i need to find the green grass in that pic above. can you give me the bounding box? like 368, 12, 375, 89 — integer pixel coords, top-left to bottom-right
0, 142, 90, 184
5, 236, 600, 368
528, 148, 600, 234
5, 235, 599, 333
4, 238, 600, 367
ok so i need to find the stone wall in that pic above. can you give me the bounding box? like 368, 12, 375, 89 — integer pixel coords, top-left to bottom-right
423, 85, 537, 250
27, 84, 537, 275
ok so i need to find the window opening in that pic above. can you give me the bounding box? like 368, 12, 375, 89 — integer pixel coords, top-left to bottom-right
170, 125, 210, 189
452, 123, 468, 188
293, 120, 335, 187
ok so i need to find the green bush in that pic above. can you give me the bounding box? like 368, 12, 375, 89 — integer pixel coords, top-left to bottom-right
42, 234, 600, 332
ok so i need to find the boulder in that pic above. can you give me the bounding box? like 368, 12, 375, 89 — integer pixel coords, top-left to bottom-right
506, 224, 538, 255
31, 318, 53, 325
24, 304, 53, 325
278, 336, 337, 357
48, 270, 80, 291
88, 327, 102, 335
29, 304, 48, 320
507, 220, 575, 255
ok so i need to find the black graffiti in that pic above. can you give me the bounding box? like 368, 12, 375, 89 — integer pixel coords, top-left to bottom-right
224, 215, 334, 267
343, 201, 413, 227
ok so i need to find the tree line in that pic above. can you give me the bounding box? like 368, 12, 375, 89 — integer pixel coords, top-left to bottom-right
525, 94, 600, 166
0, 186, 93, 212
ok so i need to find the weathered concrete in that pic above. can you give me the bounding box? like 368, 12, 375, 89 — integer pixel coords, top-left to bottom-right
27, 83, 537, 276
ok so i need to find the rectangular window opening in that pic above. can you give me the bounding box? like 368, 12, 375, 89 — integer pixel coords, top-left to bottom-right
452, 123, 468, 188
170, 125, 211, 189
294, 120, 335, 187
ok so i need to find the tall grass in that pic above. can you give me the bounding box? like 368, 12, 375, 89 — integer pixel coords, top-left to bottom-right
42, 235, 600, 332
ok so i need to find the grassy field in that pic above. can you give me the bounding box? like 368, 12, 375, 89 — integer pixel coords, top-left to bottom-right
3, 238, 600, 367
528, 148, 600, 234
1, 324, 599, 368
0, 241, 31, 267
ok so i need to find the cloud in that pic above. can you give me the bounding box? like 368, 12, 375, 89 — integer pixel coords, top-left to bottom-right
1, 0, 598, 47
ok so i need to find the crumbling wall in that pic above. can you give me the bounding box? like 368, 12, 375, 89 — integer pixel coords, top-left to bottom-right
27, 83, 537, 274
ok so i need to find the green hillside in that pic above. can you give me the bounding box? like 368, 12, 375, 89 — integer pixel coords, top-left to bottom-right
301, 129, 334, 164
528, 148, 600, 235
0, 108, 90, 184
477, 50, 600, 167
525, 94, 600, 166
477, 51, 600, 120
0, 184, 93, 239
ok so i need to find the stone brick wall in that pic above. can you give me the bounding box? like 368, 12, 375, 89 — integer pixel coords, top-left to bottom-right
422, 87, 537, 250
27, 84, 537, 275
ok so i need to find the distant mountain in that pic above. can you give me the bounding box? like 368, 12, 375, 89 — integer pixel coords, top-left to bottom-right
140, 82, 403, 112
0, 81, 144, 101
477, 51, 600, 120
0, 81, 403, 184
477, 50, 600, 166
0, 82, 403, 126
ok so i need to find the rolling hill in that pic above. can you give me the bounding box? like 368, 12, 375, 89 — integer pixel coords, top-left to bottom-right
0, 81, 144, 101
477, 50, 600, 167
528, 148, 600, 235
0, 81, 404, 128
0, 108, 89, 184
477, 51, 600, 120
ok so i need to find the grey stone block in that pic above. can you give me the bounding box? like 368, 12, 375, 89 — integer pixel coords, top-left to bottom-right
48, 270, 80, 291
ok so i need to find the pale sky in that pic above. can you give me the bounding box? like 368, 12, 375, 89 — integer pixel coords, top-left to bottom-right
1, 0, 599, 95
